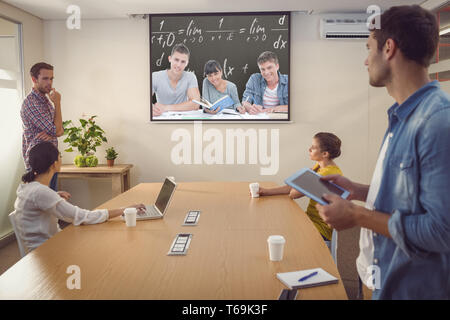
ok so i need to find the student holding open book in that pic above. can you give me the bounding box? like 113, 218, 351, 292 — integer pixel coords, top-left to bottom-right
200, 60, 244, 114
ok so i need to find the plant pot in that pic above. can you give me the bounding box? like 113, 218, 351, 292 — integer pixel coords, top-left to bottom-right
75, 155, 99, 167
74, 155, 87, 167
107, 159, 115, 167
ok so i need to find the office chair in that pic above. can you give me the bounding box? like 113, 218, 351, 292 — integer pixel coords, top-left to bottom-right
331, 229, 338, 264
324, 230, 338, 264
8, 210, 27, 258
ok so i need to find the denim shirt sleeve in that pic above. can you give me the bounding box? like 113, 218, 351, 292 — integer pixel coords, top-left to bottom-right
277, 74, 289, 105
242, 73, 262, 105
388, 108, 450, 258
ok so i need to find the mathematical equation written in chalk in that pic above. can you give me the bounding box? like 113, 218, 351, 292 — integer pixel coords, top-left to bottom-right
150, 15, 289, 50
149, 13, 290, 94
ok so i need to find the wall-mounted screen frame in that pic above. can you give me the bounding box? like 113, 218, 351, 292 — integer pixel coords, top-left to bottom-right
149, 11, 290, 122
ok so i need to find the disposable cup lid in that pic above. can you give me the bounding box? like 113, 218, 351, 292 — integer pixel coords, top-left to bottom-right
267, 235, 285, 244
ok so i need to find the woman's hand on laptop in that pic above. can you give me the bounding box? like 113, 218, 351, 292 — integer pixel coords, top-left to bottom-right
107, 204, 146, 219
128, 203, 146, 213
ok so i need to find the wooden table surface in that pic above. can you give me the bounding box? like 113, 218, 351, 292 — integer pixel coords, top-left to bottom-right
0, 182, 347, 300
59, 164, 132, 173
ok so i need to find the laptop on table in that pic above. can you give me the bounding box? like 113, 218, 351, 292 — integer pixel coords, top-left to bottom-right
133, 177, 177, 220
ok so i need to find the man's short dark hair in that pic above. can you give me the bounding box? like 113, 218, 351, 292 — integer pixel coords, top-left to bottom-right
257, 51, 279, 65
30, 62, 54, 79
170, 43, 190, 58
373, 5, 439, 67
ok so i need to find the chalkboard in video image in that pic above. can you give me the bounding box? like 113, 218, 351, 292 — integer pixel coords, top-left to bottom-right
150, 12, 290, 121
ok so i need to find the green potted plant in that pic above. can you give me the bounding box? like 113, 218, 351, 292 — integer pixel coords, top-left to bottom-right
63, 115, 107, 167
106, 147, 119, 167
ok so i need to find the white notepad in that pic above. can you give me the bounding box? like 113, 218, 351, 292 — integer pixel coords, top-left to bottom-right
276, 268, 338, 289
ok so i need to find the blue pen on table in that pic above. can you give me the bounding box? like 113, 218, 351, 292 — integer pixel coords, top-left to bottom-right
298, 271, 318, 282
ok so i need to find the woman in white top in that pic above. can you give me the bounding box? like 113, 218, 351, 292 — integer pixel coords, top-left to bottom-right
14, 142, 145, 253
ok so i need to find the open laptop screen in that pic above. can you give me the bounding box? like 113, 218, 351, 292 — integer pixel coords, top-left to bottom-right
155, 178, 176, 214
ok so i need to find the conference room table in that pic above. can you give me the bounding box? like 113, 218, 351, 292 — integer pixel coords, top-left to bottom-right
0, 182, 347, 300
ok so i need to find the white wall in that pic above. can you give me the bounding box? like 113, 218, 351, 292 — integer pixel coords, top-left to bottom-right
0, 2, 43, 239
0, 17, 16, 34
42, 12, 397, 211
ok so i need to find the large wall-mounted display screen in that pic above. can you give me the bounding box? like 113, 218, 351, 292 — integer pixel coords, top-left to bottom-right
150, 12, 290, 121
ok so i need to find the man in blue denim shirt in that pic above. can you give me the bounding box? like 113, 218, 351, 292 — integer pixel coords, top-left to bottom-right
316, 5, 450, 299
242, 51, 288, 114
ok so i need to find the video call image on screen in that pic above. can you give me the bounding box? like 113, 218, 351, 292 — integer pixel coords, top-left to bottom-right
292, 171, 345, 201
150, 12, 290, 121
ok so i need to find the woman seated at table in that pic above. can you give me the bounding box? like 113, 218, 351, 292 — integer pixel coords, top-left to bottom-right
256, 132, 343, 248
201, 60, 245, 114
14, 142, 145, 253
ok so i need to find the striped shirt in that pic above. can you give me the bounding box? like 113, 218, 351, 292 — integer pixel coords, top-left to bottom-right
20, 88, 57, 170
262, 84, 279, 108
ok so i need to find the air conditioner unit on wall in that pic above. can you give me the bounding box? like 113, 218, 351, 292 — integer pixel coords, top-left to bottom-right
320, 14, 370, 39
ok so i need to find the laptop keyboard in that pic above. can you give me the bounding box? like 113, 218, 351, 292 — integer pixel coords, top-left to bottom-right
140, 206, 160, 217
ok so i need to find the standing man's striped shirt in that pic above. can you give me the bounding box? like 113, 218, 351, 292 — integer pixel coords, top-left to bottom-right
20, 88, 58, 170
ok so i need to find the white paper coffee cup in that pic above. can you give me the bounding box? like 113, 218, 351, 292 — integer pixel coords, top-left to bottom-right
249, 182, 259, 198
124, 208, 137, 227
267, 235, 286, 261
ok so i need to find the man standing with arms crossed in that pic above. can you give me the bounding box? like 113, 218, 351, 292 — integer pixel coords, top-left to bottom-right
316, 5, 449, 299
21, 62, 69, 200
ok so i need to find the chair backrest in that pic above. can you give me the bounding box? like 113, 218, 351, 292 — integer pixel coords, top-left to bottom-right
331, 229, 338, 264
8, 211, 27, 258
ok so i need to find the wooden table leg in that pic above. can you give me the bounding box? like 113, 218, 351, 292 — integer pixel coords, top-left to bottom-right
124, 170, 130, 192
111, 173, 123, 197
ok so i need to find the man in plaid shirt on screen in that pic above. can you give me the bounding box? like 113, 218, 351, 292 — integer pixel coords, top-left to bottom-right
20, 62, 66, 195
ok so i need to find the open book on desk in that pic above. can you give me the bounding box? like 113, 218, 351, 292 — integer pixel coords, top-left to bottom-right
192, 95, 234, 111
276, 267, 338, 290
221, 108, 240, 115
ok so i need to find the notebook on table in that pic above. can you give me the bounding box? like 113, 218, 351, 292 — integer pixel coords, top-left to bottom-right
276, 267, 338, 290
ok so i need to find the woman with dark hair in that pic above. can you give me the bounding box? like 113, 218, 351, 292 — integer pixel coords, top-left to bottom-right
256, 132, 343, 244
14, 142, 145, 252
201, 60, 245, 114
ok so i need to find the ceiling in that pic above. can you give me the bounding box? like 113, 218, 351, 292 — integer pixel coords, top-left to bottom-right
2, 0, 428, 20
